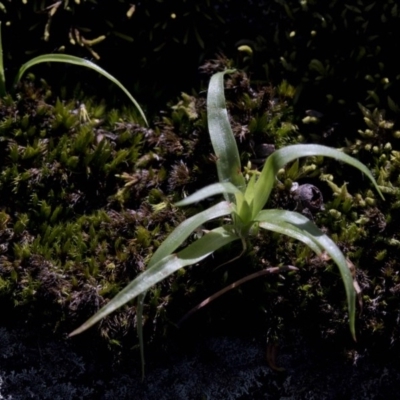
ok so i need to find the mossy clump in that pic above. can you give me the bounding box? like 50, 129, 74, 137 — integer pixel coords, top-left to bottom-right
0, 78, 191, 351
0, 65, 301, 352
2, 58, 400, 363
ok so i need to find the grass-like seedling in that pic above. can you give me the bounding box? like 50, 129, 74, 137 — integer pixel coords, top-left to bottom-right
69, 70, 383, 377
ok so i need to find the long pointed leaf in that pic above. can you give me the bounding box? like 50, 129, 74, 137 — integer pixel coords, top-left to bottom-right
244, 174, 257, 203
255, 209, 356, 339
140, 204, 234, 379
151, 200, 233, 266
256, 212, 322, 255
69, 226, 239, 336
207, 70, 246, 198
175, 183, 239, 207
250, 144, 384, 218
0, 22, 5, 98
15, 54, 148, 126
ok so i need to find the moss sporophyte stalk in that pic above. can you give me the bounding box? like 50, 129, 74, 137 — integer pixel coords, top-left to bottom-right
69, 70, 384, 378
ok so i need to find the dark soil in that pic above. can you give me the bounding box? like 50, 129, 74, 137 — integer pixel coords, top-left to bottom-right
0, 322, 399, 400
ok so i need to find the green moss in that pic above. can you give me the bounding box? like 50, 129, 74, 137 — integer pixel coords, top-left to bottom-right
0, 276, 13, 297
2, 52, 400, 363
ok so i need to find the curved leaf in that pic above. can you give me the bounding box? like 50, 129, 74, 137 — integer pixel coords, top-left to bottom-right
69, 225, 238, 337
256, 211, 322, 255
151, 200, 234, 266
0, 22, 5, 98
256, 209, 356, 340
207, 69, 246, 197
250, 144, 384, 219
140, 204, 235, 378
175, 183, 239, 207
15, 54, 148, 126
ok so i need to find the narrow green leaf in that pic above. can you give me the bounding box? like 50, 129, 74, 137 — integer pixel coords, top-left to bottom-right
244, 174, 257, 203
151, 200, 234, 266
256, 210, 322, 255
69, 226, 238, 336
138, 202, 234, 379
15, 54, 148, 126
0, 22, 5, 97
175, 183, 239, 207
207, 70, 246, 198
250, 144, 384, 219
256, 209, 356, 340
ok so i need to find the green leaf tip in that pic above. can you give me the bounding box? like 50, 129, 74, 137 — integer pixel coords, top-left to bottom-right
207, 69, 245, 199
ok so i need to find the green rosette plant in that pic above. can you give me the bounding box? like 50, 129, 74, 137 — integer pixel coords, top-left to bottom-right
70, 69, 384, 376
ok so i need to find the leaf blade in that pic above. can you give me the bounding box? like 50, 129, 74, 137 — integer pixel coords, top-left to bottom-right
175, 183, 239, 207
256, 210, 322, 255
256, 209, 356, 340
207, 69, 246, 197
0, 22, 5, 97
151, 200, 234, 266
15, 54, 148, 125
69, 226, 239, 336
251, 144, 384, 218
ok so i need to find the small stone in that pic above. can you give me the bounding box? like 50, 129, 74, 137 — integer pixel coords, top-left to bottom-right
292, 183, 325, 212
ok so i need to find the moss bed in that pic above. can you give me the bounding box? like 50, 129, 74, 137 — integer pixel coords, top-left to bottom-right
0, 56, 399, 374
